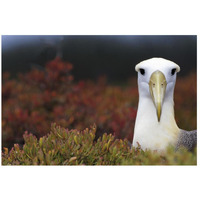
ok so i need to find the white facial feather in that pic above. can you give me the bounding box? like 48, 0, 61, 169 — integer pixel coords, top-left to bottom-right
136, 57, 180, 83
136, 57, 180, 101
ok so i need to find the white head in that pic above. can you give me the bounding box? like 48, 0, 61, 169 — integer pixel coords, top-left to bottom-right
135, 57, 180, 121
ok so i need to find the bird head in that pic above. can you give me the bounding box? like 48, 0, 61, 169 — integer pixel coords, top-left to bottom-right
135, 57, 180, 122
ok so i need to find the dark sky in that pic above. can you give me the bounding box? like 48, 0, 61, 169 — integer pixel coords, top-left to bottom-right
2, 35, 197, 82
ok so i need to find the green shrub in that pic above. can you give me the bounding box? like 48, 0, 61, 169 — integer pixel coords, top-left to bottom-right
2, 124, 196, 165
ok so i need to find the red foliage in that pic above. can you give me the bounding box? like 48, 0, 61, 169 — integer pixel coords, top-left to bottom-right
2, 57, 138, 148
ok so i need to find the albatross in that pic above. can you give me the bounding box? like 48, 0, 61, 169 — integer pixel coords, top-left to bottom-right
132, 57, 197, 151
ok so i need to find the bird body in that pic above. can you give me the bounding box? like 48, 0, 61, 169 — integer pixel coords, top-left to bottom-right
132, 57, 196, 151
133, 92, 179, 151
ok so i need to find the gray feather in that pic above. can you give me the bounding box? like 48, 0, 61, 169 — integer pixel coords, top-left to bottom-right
176, 129, 197, 151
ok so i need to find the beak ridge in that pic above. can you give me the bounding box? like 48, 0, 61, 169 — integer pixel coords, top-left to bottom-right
149, 70, 167, 122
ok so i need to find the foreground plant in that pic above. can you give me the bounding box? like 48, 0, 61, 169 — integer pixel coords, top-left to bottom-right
2, 124, 196, 165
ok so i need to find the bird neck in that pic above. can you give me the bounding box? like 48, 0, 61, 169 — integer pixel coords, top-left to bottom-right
133, 92, 180, 151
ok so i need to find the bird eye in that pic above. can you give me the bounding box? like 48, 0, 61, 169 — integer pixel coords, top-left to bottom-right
171, 68, 176, 75
139, 68, 145, 75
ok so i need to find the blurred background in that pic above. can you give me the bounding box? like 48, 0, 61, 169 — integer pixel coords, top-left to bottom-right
2, 35, 197, 149
2, 35, 197, 82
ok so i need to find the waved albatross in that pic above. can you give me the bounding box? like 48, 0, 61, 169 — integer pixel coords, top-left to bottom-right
132, 58, 197, 151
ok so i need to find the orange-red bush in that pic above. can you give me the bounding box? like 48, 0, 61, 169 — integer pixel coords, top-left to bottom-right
2, 57, 138, 148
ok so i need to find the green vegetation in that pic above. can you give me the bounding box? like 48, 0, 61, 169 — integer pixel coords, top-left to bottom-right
2, 123, 196, 165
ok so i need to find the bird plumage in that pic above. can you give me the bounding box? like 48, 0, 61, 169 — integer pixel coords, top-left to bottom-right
132, 57, 196, 152
176, 130, 197, 151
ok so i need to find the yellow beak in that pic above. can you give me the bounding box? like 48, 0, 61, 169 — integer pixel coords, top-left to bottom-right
149, 70, 167, 122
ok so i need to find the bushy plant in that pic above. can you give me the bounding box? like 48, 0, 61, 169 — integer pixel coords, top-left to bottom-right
2, 124, 197, 165
2, 57, 137, 148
